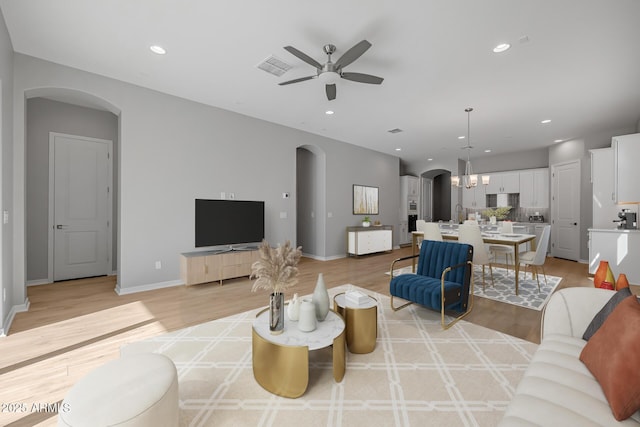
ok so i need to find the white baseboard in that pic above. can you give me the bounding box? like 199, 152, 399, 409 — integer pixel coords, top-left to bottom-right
1, 298, 31, 337
27, 279, 51, 287
302, 253, 346, 261
115, 279, 182, 296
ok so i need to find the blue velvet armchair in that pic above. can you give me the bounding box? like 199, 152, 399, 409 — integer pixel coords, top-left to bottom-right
389, 240, 474, 329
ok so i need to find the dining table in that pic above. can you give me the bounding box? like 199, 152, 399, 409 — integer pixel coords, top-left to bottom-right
411, 228, 536, 295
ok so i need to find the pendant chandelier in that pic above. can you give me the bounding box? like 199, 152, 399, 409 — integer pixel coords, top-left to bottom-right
451, 107, 490, 189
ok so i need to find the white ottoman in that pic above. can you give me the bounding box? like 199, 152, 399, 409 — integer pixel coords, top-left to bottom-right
58, 353, 179, 427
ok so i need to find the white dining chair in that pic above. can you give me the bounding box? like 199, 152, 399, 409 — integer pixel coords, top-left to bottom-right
489, 221, 515, 274
518, 225, 551, 291
458, 223, 495, 290
417, 221, 443, 241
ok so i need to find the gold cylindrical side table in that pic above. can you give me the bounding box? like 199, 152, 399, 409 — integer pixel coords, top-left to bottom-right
333, 292, 377, 354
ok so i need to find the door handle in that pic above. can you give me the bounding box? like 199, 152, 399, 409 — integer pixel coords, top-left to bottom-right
56, 224, 69, 229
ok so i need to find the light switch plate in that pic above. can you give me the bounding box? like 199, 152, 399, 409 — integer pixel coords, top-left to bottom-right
3, 211, 8, 224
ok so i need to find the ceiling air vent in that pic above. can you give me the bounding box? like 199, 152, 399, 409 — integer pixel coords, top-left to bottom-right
388, 128, 403, 134
256, 55, 292, 77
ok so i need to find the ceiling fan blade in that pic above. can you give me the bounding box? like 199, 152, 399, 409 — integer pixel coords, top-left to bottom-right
341, 72, 384, 85
283, 46, 322, 69
326, 84, 336, 101
334, 40, 372, 69
278, 75, 317, 86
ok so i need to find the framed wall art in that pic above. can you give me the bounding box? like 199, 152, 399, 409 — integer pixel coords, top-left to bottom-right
353, 184, 379, 215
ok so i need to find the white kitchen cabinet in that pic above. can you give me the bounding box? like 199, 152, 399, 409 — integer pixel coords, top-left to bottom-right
590, 148, 618, 229
462, 185, 486, 209
613, 133, 640, 203
401, 175, 419, 198
519, 168, 549, 208
347, 226, 393, 256
485, 171, 520, 194
400, 175, 419, 220
588, 229, 640, 284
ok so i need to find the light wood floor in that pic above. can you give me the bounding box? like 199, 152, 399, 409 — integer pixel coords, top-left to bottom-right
0, 247, 609, 426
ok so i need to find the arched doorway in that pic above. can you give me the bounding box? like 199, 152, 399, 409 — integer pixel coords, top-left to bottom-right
420, 169, 451, 222
24, 88, 121, 284
296, 145, 326, 258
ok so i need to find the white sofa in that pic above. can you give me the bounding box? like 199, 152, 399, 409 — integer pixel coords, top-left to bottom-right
499, 287, 640, 426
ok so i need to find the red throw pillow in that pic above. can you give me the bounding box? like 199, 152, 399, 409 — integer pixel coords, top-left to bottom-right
580, 295, 640, 421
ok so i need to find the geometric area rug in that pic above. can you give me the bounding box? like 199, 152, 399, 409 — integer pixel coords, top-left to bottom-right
121, 284, 537, 427
388, 266, 563, 311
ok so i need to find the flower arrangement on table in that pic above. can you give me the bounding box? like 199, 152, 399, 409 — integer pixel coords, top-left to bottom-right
250, 239, 302, 334
483, 206, 512, 220
250, 240, 302, 293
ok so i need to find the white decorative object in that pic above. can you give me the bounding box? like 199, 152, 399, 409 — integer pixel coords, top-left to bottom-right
297, 299, 317, 332
345, 290, 370, 306
287, 293, 300, 321
312, 273, 330, 321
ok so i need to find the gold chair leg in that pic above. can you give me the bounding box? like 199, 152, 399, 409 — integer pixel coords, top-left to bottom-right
533, 265, 540, 290
540, 265, 548, 289
489, 264, 494, 287
390, 295, 413, 312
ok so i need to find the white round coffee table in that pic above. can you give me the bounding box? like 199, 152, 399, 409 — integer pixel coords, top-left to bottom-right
252, 308, 345, 398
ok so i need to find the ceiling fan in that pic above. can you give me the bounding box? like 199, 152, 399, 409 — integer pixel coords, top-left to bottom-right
278, 40, 384, 101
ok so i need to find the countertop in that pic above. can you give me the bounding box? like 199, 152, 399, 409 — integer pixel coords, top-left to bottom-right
588, 228, 640, 233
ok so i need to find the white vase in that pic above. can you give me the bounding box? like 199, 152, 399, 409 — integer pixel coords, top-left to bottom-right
312, 273, 330, 321
287, 293, 300, 321
298, 299, 317, 332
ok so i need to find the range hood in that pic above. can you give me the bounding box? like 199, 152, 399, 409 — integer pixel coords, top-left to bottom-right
486, 193, 519, 208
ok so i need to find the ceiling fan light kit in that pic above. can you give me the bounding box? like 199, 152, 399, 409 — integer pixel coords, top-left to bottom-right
278, 40, 384, 101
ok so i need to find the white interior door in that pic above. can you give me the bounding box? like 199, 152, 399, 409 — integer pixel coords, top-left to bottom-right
551, 160, 580, 261
50, 133, 112, 281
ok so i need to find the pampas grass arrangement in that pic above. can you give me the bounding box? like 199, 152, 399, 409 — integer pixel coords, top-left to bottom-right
251, 240, 303, 293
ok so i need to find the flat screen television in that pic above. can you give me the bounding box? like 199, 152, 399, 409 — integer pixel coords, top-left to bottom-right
195, 199, 264, 248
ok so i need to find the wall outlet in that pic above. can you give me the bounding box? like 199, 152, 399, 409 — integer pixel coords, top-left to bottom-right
280, 211, 287, 219
228, 193, 235, 199
155, 261, 162, 270
3, 210, 8, 224
220, 192, 226, 199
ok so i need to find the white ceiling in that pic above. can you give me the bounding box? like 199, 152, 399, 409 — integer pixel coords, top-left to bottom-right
2, 0, 640, 164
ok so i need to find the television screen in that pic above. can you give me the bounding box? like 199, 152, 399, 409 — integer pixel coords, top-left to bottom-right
195, 199, 265, 247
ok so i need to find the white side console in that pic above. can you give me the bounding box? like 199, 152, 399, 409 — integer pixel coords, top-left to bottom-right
347, 226, 393, 256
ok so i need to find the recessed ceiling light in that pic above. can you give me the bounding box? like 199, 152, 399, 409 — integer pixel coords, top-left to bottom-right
325, 110, 334, 115
484, 149, 492, 153
458, 136, 465, 140
149, 45, 166, 55
427, 158, 433, 161
541, 119, 552, 124
493, 43, 511, 53
395, 148, 402, 151
554, 139, 563, 143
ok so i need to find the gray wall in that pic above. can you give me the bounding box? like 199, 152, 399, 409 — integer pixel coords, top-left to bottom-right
0, 8, 14, 333
26, 98, 119, 281
11, 53, 400, 295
